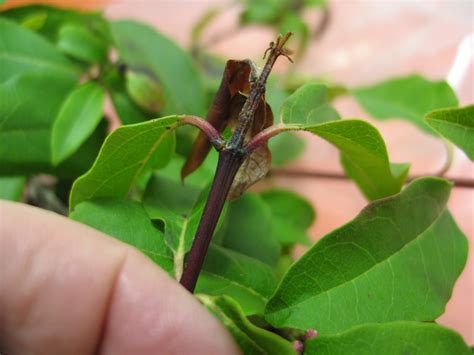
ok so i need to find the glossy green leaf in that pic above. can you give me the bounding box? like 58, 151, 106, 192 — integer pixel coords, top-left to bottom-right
216, 193, 280, 267
265, 178, 468, 334
305, 321, 470, 355
425, 105, 474, 160
143, 174, 206, 279
268, 132, 306, 166
280, 83, 340, 125
70, 198, 173, 272
197, 245, 278, 315
0, 176, 25, 201
126, 70, 166, 113
0, 73, 76, 174
260, 189, 315, 246
299, 119, 409, 200
352, 75, 458, 133
52, 122, 107, 181
57, 24, 108, 64
69, 116, 181, 211
0, 18, 79, 82
198, 295, 295, 355
51, 82, 105, 165
110, 20, 206, 116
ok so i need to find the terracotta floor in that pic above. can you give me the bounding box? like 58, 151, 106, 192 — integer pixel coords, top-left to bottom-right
4, 0, 472, 344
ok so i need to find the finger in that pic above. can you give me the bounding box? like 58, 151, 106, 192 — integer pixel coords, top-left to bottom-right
0, 201, 239, 355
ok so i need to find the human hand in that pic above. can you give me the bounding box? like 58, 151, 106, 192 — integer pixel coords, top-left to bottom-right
0, 201, 239, 354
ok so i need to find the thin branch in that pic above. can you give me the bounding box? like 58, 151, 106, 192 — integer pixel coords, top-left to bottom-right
270, 168, 474, 189
180, 33, 294, 293
229, 32, 294, 149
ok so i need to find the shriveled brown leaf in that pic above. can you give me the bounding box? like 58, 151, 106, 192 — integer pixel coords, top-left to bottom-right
182, 59, 274, 200
228, 98, 273, 200
228, 145, 272, 200
181, 60, 252, 180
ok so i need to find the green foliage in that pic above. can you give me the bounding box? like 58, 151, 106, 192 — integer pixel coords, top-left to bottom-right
144, 174, 208, 277
303, 120, 409, 200
425, 105, 474, 160
260, 189, 315, 246
280, 83, 340, 125
57, 24, 108, 64
215, 193, 280, 267
0, 18, 79, 82
126, 70, 166, 113
268, 132, 306, 166
279, 83, 409, 200
305, 321, 470, 355
1, 5, 110, 43
0, 73, 77, 174
110, 20, 207, 116
198, 295, 295, 355
70, 198, 173, 272
69, 116, 180, 210
0, 5, 469, 354
197, 245, 278, 315
265, 178, 467, 333
352, 75, 458, 133
0, 176, 25, 201
51, 82, 105, 165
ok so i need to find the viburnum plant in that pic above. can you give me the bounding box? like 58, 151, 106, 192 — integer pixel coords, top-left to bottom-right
0, 5, 473, 354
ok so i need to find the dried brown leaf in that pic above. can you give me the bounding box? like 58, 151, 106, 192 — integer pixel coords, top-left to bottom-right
181, 60, 252, 180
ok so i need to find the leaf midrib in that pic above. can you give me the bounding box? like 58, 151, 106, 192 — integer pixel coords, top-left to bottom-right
267, 202, 446, 317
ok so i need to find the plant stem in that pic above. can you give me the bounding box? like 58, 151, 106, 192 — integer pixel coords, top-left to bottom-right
179, 149, 244, 291
180, 33, 293, 292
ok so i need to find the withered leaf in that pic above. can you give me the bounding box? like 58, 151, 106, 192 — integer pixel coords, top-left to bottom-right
228, 96, 273, 200
182, 59, 274, 200
181, 60, 252, 179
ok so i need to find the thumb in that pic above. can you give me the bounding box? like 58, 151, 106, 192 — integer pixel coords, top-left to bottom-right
0, 201, 239, 355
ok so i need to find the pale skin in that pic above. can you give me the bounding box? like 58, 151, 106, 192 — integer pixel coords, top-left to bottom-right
0, 201, 239, 355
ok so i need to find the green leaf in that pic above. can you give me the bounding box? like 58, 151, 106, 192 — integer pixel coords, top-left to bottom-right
305, 321, 470, 355
198, 295, 295, 355
216, 193, 280, 267
110, 20, 206, 116
51, 81, 105, 165
352, 75, 458, 133
143, 174, 207, 279
425, 105, 474, 160
57, 24, 108, 64
301, 119, 409, 200
0, 176, 25, 201
260, 189, 315, 246
126, 70, 166, 113
265, 178, 468, 334
70, 198, 173, 272
20, 11, 48, 31
197, 245, 278, 315
69, 116, 181, 211
1, 6, 110, 44
104, 69, 151, 124
0, 73, 77, 174
280, 83, 340, 125
268, 132, 306, 166
0, 18, 79, 82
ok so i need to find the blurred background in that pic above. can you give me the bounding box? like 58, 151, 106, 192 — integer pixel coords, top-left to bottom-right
2, 0, 473, 344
